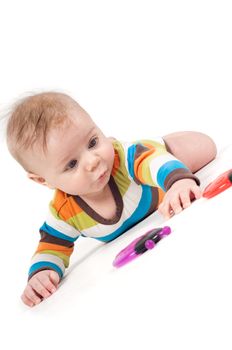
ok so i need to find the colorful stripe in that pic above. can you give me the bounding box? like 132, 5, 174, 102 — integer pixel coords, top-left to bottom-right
40, 222, 78, 242
157, 160, 188, 191
29, 253, 65, 279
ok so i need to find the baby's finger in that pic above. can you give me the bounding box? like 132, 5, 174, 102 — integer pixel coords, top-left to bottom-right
29, 277, 51, 299
21, 293, 34, 307
158, 201, 170, 219
158, 201, 168, 218
37, 271, 58, 294
23, 284, 42, 306
180, 192, 191, 209
191, 185, 202, 200
170, 196, 182, 215
49, 271, 60, 287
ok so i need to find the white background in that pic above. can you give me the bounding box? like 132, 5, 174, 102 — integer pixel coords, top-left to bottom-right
0, 1, 232, 349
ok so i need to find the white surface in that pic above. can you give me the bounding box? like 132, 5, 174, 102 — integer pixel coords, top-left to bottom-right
1, 1, 232, 349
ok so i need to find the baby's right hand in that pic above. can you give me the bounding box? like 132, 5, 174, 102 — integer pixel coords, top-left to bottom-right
21, 270, 60, 307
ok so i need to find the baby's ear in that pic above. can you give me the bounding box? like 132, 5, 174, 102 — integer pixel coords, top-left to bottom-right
27, 172, 51, 188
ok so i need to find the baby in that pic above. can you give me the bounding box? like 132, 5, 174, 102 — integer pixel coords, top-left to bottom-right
6, 92, 216, 307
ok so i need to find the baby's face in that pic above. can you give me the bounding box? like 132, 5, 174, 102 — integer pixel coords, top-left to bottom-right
27, 110, 115, 199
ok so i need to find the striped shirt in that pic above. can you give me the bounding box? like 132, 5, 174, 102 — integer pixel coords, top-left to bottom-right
28, 138, 199, 280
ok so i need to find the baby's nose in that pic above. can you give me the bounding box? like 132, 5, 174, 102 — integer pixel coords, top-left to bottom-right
85, 154, 100, 171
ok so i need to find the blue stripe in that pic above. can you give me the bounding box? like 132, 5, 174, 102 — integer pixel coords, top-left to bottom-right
97, 185, 152, 242
28, 262, 63, 278
127, 144, 136, 179
157, 160, 187, 191
40, 222, 76, 242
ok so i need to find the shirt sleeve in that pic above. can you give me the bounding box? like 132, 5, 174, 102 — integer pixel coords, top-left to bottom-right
28, 201, 80, 281
127, 138, 200, 191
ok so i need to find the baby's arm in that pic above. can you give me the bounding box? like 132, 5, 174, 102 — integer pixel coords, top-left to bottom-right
21, 198, 80, 307
21, 270, 60, 307
128, 137, 202, 218
158, 131, 216, 218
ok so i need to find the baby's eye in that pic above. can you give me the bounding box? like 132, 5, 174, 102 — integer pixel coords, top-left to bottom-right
66, 159, 78, 170
88, 137, 98, 149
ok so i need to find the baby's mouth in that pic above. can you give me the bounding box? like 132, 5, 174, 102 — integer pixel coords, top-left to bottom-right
97, 170, 108, 181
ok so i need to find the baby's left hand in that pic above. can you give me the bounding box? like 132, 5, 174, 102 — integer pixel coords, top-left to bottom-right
158, 178, 202, 220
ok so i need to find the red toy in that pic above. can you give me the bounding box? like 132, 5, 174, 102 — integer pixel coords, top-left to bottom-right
203, 169, 232, 199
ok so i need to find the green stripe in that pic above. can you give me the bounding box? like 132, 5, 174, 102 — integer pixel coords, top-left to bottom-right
40, 250, 70, 267
113, 141, 131, 196
49, 201, 60, 220
68, 211, 97, 231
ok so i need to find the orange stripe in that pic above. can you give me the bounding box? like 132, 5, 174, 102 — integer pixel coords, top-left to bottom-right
57, 196, 83, 221
69, 197, 83, 215
112, 149, 120, 177
53, 190, 67, 212
134, 148, 155, 183
35, 242, 74, 256
143, 142, 155, 150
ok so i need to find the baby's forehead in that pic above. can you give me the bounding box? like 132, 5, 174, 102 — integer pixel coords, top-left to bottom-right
47, 114, 95, 147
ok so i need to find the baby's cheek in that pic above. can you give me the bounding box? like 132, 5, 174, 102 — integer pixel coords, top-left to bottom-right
106, 144, 115, 163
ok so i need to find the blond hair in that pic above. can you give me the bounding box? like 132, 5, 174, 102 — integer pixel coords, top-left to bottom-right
6, 92, 78, 170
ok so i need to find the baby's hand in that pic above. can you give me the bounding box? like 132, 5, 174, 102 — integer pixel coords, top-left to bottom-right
158, 178, 202, 220
21, 270, 60, 307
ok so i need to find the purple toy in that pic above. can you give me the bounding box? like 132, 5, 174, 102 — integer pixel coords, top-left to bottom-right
113, 226, 171, 268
